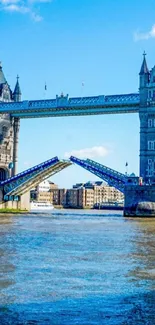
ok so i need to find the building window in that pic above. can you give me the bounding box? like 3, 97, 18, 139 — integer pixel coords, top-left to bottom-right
148, 119, 153, 127
0, 168, 6, 181
148, 141, 155, 150
147, 158, 155, 177
149, 90, 152, 98
2, 126, 7, 134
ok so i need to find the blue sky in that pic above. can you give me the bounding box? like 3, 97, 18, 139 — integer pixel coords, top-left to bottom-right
1, 0, 155, 188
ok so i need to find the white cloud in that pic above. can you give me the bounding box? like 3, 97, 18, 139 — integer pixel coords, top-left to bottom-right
4, 4, 29, 13
0, 0, 49, 21
30, 11, 42, 21
64, 145, 110, 159
1, 0, 20, 4
134, 24, 155, 41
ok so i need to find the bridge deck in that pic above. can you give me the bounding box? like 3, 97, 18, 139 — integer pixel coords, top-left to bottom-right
0, 93, 139, 118
70, 156, 127, 193
2, 157, 71, 197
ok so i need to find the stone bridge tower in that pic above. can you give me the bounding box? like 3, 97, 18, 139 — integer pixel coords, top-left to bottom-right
0, 62, 21, 181
139, 53, 155, 183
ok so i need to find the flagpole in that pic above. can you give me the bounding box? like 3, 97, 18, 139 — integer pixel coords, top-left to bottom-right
81, 81, 84, 98
44, 82, 47, 99
125, 162, 128, 175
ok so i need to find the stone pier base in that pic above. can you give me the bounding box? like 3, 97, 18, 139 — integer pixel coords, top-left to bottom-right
124, 184, 155, 217
0, 192, 30, 211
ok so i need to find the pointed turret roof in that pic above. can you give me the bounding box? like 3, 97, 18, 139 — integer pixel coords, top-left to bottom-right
13, 75, 21, 95
0, 62, 7, 84
139, 52, 149, 75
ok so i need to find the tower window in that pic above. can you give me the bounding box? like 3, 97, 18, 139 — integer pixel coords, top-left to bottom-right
148, 90, 152, 98
0, 168, 6, 181
148, 141, 155, 150
147, 159, 155, 176
2, 126, 7, 134
148, 119, 153, 127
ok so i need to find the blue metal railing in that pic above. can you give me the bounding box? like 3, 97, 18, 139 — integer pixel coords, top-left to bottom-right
0, 156, 59, 186
86, 158, 126, 181
0, 93, 140, 118
70, 156, 127, 192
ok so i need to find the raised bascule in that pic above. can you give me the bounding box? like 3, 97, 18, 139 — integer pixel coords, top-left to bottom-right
0, 54, 155, 216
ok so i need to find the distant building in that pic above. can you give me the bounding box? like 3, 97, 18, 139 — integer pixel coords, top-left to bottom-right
30, 180, 67, 206
49, 181, 67, 206
49, 181, 58, 190
30, 180, 53, 203
30, 180, 124, 208
66, 181, 124, 208
37, 180, 50, 192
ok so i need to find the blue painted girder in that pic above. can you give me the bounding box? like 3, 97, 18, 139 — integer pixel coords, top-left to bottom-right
12, 160, 71, 196
70, 156, 128, 193
0, 93, 139, 118
1, 157, 71, 196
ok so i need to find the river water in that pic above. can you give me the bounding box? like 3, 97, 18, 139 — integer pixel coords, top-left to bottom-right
0, 210, 155, 324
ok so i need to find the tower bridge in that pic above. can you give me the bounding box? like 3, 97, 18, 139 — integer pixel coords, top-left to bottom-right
0, 54, 155, 216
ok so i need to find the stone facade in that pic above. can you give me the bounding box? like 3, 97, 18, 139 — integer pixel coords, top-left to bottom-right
124, 184, 155, 216
0, 189, 30, 211
139, 54, 155, 182
0, 63, 21, 180
0, 114, 14, 179
122, 54, 155, 217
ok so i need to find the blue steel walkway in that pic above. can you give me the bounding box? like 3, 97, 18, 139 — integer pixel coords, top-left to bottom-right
0, 93, 139, 118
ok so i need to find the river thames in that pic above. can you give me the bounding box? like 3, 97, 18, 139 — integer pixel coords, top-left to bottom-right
0, 210, 154, 324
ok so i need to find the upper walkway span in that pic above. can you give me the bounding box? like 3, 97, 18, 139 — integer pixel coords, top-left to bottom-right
0, 93, 139, 118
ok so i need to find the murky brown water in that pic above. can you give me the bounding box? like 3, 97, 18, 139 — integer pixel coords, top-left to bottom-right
0, 210, 155, 324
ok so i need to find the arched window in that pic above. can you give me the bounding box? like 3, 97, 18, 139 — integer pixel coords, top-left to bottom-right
0, 168, 6, 181
2, 126, 7, 134
0, 134, 3, 143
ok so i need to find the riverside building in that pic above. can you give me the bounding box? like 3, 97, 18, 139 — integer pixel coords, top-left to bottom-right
66, 181, 124, 208
30, 180, 67, 206
30, 180, 124, 208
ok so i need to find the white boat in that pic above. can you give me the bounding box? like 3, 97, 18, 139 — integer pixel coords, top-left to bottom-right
30, 201, 54, 211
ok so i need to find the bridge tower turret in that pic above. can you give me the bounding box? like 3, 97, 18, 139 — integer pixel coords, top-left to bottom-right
13, 75, 21, 102
139, 52, 150, 103
12, 75, 21, 176
139, 53, 155, 182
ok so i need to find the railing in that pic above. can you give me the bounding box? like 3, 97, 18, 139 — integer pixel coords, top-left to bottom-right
70, 156, 127, 193
0, 93, 140, 117
0, 156, 59, 186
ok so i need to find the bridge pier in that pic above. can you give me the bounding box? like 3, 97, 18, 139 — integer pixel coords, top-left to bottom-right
0, 189, 30, 211
124, 184, 155, 217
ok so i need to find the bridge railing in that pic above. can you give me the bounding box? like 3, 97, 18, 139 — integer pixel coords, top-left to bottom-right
70, 156, 126, 193
0, 93, 140, 115
0, 156, 59, 186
